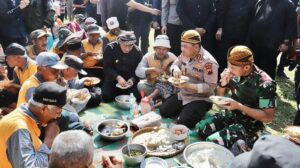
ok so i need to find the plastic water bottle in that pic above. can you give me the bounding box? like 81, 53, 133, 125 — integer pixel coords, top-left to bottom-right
129, 93, 137, 116
140, 97, 151, 114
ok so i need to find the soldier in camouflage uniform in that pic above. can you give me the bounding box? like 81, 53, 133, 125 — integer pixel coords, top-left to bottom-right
196, 45, 277, 150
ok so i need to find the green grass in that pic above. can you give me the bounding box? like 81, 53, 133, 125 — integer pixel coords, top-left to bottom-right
267, 68, 297, 134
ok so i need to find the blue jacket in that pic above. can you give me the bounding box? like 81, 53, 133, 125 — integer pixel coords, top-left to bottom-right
0, 0, 27, 39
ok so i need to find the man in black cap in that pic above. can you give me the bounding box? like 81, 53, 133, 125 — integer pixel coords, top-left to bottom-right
102, 31, 143, 102
81, 24, 104, 80
59, 55, 89, 89
232, 135, 300, 168
5, 43, 37, 86
60, 55, 102, 108
62, 30, 85, 58
0, 43, 37, 115
0, 82, 66, 167
51, 27, 73, 58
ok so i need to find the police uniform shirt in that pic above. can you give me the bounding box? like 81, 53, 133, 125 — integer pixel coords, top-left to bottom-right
170, 47, 219, 105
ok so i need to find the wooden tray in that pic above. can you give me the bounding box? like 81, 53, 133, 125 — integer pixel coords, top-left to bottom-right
130, 127, 188, 158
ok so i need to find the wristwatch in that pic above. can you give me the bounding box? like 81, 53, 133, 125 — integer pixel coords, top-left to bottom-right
218, 81, 228, 88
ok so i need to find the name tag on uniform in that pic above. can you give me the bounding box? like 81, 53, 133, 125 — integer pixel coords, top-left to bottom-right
192, 67, 203, 72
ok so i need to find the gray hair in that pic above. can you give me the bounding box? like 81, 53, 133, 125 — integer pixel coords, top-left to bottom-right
49, 130, 94, 168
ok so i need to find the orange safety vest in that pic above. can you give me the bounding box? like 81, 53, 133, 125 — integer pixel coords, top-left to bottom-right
17, 75, 40, 106
14, 59, 37, 85
103, 32, 117, 43
81, 39, 103, 68
0, 109, 42, 168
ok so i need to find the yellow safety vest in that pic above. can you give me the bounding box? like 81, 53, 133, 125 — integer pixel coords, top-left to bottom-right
0, 109, 42, 168
81, 39, 103, 68
17, 75, 40, 106
14, 59, 37, 85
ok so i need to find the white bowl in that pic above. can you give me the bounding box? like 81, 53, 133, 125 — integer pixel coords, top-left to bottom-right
140, 157, 168, 168
115, 95, 131, 109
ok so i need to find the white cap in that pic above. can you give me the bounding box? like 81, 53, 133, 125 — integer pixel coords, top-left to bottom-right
85, 17, 97, 25
106, 17, 119, 30
153, 35, 171, 48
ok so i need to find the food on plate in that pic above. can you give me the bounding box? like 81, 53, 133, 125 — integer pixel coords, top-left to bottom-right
284, 126, 300, 144
67, 89, 90, 103
168, 76, 189, 84
116, 81, 133, 89
101, 121, 127, 137
132, 129, 173, 151
209, 96, 231, 105
82, 77, 100, 86
187, 149, 220, 168
170, 124, 189, 141
175, 129, 185, 135
284, 126, 300, 139
111, 128, 125, 136
126, 150, 144, 157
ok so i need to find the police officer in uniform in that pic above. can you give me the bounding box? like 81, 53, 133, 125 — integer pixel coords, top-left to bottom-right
196, 45, 277, 150
159, 30, 219, 128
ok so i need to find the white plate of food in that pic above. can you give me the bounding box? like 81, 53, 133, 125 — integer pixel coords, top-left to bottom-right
284, 126, 300, 145
168, 76, 189, 84
131, 127, 187, 157
209, 96, 231, 105
116, 82, 133, 89
82, 77, 101, 86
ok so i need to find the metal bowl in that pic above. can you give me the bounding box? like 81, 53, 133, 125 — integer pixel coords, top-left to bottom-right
96, 119, 129, 141
122, 144, 147, 166
115, 95, 131, 109
184, 142, 234, 168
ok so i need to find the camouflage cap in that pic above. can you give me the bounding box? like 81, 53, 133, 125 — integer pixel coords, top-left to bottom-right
30, 29, 50, 39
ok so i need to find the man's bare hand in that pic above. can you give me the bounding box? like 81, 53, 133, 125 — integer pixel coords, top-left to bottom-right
44, 121, 60, 148
102, 155, 123, 168
20, 0, 30, 9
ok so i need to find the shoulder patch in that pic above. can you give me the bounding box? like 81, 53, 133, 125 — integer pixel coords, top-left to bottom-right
205, 63, 213, 75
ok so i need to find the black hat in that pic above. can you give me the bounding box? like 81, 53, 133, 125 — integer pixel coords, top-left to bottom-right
87, 24, 101, 35
75, 14, 86, 23
64, 55, 87, 75
65, 30, 84, 46
55, 27, 72, 49
5, 43, 26, 56
33, 82, 67, 107
232, 135, 300, 168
